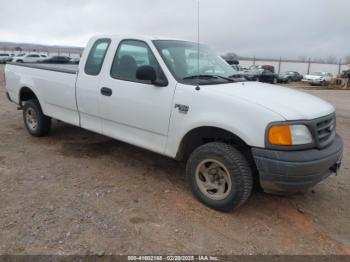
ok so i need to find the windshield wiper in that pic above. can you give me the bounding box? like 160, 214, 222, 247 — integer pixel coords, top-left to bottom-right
183, 75, 234, 82
228, 74, 247, 82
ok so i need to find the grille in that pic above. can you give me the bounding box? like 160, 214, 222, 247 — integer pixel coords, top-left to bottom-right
313, 114, 336, 148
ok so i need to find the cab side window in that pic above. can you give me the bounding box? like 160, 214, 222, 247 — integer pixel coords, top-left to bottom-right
85, 38, 111, 76
110, 40, 166, 83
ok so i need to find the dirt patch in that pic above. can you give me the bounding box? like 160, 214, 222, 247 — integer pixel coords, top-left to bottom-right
59, 140, 119, 158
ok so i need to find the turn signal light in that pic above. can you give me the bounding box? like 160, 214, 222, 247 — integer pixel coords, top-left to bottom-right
268, 125, 292, 145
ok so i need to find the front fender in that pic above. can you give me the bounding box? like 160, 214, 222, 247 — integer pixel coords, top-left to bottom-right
164, 84, 284, 158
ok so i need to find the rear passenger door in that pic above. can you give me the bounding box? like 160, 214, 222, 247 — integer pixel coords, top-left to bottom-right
98, 39, 176, 154
76, 38, 111, 133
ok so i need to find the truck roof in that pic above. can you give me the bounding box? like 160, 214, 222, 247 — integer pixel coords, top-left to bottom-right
90, 34, 193, 42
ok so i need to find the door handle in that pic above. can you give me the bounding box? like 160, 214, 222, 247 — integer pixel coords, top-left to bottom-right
100, 87, 112, 96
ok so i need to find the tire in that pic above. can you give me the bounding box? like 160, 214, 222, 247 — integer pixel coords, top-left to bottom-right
186, 142, 253, 212
23, 99, 51, 137
17, 60, 23, 63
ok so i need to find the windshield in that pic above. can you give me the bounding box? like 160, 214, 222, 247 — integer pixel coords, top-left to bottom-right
153, 40, 240, 85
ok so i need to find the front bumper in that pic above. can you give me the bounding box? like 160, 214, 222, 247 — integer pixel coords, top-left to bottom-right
252, 134, 343, 193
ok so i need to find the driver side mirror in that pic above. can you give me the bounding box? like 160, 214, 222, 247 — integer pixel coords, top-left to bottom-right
136, 65, 167, 87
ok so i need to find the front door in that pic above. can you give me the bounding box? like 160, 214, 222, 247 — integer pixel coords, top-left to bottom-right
99, 39, 175, 154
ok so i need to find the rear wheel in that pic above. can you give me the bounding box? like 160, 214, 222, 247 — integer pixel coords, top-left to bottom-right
23, 99, 51, 137
17, 60, 23, 63
186, 142, 253, 212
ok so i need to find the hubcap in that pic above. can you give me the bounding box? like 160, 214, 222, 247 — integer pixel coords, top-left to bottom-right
26, 108, 38, 131
195, 159, 232, 201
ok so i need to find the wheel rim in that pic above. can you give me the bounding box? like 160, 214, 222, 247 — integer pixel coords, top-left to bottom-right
195, 159, 232, 201
25, 108, 38, 131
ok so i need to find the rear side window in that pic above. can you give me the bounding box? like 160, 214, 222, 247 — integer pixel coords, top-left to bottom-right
85, 38, 111, 76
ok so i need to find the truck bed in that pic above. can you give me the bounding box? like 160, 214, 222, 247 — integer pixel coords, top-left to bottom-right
5, 62, 80, 126
7, 62, 78, 74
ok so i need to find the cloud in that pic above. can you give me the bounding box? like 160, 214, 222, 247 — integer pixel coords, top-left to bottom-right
0, 0, 349, 59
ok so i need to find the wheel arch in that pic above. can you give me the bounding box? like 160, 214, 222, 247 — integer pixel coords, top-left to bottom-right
19, 86, 38, 106
176, 126, 253, 163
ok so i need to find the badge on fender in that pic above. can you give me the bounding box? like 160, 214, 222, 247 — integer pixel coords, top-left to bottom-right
175, 104, 189, 114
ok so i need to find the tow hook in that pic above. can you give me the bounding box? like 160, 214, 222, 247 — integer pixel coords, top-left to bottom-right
330, 160, 342, 175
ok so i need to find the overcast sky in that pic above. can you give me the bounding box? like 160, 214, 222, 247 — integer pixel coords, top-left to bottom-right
0, 0, 349, 60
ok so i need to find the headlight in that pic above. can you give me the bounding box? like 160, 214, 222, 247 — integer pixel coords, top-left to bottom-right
268, 124, 313, 146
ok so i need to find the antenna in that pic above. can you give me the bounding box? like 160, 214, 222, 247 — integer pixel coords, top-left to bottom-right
196, 0, 200, 91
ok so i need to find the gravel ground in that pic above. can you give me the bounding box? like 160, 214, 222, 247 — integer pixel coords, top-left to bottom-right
0, 64, 349, 255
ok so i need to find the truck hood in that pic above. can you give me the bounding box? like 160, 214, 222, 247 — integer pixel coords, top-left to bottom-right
209, 82, 334, 120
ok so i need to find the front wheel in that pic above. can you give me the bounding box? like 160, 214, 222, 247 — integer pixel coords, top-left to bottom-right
23, 99, 51, 137
186, 142, 253, 212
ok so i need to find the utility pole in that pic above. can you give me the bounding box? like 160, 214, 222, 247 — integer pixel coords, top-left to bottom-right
338, 59, 342, 76
278, 56, 282, 74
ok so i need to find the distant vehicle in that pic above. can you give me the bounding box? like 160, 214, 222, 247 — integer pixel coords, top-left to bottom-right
39, 56, 72, 63
261, 65, 275, 73
225, 61, 277, 83
341, 70, 350, 79
37, 55, 48, 62
225, 64, 247, 80
12, 53, 42, 63
231, 64, 246, 72
245, 65, 277, 83
278, 71, 303, 83
302, 72, 333, 86
0, 53, 12, 63
13, 53, 26, 58
225, 59, 239, 65
69, 57, 80, 64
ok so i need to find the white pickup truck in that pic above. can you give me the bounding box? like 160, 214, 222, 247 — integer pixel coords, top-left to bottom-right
5, 35, 343, 211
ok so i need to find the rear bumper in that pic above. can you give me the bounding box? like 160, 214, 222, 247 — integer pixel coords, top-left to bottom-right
252, 134, 343, 193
